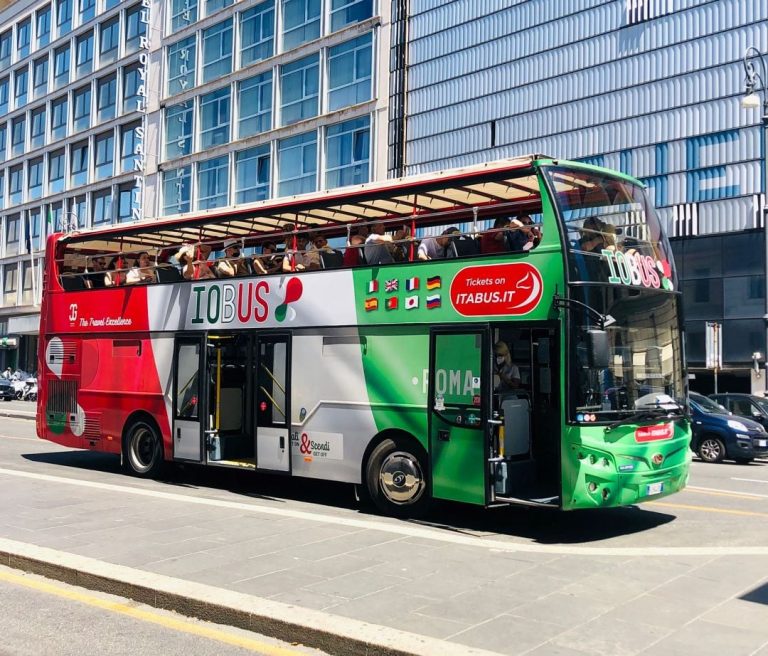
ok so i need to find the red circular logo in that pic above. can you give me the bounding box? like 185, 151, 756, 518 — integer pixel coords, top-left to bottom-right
450, 263, 544, 316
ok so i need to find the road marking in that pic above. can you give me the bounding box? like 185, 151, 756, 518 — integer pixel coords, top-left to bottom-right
0, 466, 767, 556
0, 568, 308, 655
646, 501, 768, 518
686, 485, 768, 500
0, 435, 39, 441
731, 477, 768, 485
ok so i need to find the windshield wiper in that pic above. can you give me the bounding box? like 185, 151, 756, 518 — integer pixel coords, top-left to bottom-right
604, 408, 686, 433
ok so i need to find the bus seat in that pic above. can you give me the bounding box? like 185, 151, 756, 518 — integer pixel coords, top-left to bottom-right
156, 264, 183, 283
448, 235, 480, 258
61, 275, 87, 291
320, 249, 344, 269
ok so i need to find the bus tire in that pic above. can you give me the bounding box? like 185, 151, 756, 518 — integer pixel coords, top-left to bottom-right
697, 436, 725, 464
365, 437, 430, 518
123, 418, 164, 478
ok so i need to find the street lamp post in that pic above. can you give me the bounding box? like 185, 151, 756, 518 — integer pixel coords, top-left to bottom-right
741, 46, 768, 396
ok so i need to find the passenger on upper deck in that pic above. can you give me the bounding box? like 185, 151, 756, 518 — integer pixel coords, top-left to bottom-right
364, 221, 410, 265
216, 238, 251, 277
126, 251, 157, 284
178, 244, 215, 280
83, 255, 110, 288
417, 227, 459, 261
507, 215, 542, 252
282, 227, 321, 272
578, 217, 615, 253
480, 217, 512, 254
257, 242, 283, 274
343, 234, 366, 267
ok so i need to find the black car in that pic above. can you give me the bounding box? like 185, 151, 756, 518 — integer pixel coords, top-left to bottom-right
710, 393, 768, 430
0, 378, 14, 401
689, 392, 768, 463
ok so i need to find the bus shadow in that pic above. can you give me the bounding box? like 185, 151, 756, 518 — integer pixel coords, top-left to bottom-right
22, 451, 674, 542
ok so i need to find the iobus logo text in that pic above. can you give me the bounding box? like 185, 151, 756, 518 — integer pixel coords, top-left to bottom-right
191, 281, 269, 325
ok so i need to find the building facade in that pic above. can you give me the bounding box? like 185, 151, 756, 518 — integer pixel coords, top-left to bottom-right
0, 0, 390, 372
402, 0, 768, 394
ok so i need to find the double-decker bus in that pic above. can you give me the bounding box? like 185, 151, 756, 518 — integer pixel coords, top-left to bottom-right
37, 156, 691, 516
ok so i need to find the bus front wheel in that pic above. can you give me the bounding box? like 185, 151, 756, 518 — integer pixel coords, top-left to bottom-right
123, 419, 164, 478
365, 437, 430, 518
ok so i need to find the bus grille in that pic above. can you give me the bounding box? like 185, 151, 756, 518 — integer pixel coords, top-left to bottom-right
47, 380, 78, 415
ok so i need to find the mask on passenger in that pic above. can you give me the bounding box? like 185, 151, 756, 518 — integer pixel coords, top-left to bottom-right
495, 356, 506, 366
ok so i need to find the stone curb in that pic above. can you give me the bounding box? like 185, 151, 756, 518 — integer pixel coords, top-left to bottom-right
0, 538, 501, 656
0, 409, 35, 420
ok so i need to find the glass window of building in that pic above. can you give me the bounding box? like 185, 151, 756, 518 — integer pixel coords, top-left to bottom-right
70, 195, 86, 229
54, 44, 70, 88
76, 31, 93, 77
3, 262, 17, 305
165, 101, 193, 159
238, 71, 271, 138
325, 116, 369, 188
73, 85, 91, 131
281, 0, 320, 50
97, 74, 116, 123
280, 54, 318, 126
120, 121, 141, 172
33, 57, 49, 99
14, 67, 28, 109
50, 95, 67, 140
21, 260, 35, 304
205, 0, 232, 17
126, 5, 147, 54
56, 0, 72, 37
48, 201, 63, 231
28, 157, 44, 200
0, 123, 6, 162
48, 148, 64, 193
169, 0, 198, 34
330, 0, 371, 32
163, 166, 191, 214
28, 207, 41, 249
0, 78, 7, 116
94, 131, 114, 179
92, 188, 113, 225
99, 17, 120, 66
11, 116, 25, 157
5, 215, 19, 257
199, 87, 230, 149
123, 63, 142, 114
70, 141, 88, 186
0, 171, 4, 209
240, 1, 274, 67
30, 106, 45, 148
105, 0, 120, 10
79, 0, 95, 24
327, 33, 371, 111
117, 183, 136, 222
17, 19, 31, 60
9, 165, 23, 205
235, 145, 270, 203
0, 32, 10, 70
278, 130, 316, 196
202, 20, 232, 83
197, 155, 228, 210
167, 36, 195, 96
36, 6, 52, 48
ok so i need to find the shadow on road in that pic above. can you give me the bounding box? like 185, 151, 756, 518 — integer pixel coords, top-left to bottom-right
23, 450, 675, 544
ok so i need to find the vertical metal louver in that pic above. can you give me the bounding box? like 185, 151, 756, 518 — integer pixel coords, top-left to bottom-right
388, 0, 410, 178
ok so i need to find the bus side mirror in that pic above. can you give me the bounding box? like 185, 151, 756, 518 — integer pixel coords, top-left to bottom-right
587, 330, 610, 369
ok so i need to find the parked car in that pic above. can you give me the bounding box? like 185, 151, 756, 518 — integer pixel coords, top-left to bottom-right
710, 393, 768, 430
689, 392, 768, 463
0, 378, 13, 401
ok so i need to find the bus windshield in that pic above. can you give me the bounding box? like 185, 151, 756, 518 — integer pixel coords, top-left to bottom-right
544, 166, 677, 290
570, 287, 685, 421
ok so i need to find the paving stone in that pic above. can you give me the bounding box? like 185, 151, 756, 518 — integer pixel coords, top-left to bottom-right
448, 613, 564, 655
548, 616, 670, 656
638, 620, 768, 656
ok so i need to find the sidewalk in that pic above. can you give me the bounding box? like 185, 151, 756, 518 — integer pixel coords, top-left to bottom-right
0, 399, 36, 420
1, 453, 768, 655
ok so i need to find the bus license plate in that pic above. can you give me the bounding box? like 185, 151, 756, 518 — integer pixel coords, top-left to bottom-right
646, 482, 664, 496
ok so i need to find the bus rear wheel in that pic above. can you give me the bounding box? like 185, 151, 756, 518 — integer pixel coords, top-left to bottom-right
124, 419, 164, 478
365, 437, 430, 518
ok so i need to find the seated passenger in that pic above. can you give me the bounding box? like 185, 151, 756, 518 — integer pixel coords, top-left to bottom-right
507, 215, 542, 252
417, 227, 459, 261
177, 244, 215, 280
480, 217, 512, 254
216, 238, 250, 277
579, 217, 614, 253
343, 234, 366, 267
126, 251, 157, 284
282, 231, 320, 272
364, 221, 410, 264
257, 241, 283, 274
83, 255, 110, 289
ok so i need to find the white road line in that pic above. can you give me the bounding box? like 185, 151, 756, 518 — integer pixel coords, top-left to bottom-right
1, 466, 767, 556
681, 485, 768, 499
731, 478, 768, 485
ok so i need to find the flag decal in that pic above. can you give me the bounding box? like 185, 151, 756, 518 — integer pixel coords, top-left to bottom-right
426, 294, 441, 309
405, 295, 419, 310
385, 279, 399, 293
426, 276, 441, 290
405, 277, 419, 291
386, 297, 398, 310
364, 298, 378, 312
367, 280, 379, 294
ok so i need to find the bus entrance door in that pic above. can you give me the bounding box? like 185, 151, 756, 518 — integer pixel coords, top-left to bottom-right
172, 336, 204, 462
254, 335, 291, 474
428, 329, 489, 505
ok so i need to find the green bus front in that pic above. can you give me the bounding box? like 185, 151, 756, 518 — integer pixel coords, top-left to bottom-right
541, 162, 690, 509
